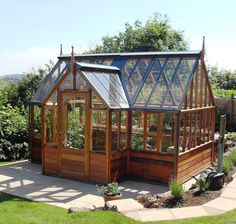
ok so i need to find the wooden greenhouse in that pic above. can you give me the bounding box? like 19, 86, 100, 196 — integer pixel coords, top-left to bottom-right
29, 46, 215, 184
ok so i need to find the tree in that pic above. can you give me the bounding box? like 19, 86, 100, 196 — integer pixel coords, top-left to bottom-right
0, 62, 53, 161
1, 61, 53, 111
91, 13, 188, 53
208, 65, 236, 90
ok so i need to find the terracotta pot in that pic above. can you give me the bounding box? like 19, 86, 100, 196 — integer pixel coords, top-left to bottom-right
103, 193, 122, 202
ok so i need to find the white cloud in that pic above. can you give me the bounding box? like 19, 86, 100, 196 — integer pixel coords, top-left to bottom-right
0, 45, 88, 75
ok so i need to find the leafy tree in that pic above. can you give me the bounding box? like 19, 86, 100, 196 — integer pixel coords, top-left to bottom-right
0, 62, 53, 161
208, 65, 236, 90
91, 13, 188, 53
0, 104, 28, 160
1, 61, 53, 111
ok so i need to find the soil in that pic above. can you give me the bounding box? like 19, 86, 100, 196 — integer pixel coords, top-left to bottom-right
159, 190, 221, 208
138, 166, 236, 209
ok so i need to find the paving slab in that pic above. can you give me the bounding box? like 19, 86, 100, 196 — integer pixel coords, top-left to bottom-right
137, 209, 175, 222
204, 197, 236, 211
221, 186, 236, 200
171, 206, 210, 219
202, 205, 226, 215
107, 198, 144, 213
1, 161, 236, 222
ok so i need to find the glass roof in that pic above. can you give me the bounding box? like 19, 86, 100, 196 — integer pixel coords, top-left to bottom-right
30, 60, 68, 104
121, 57, 199, 110
78, 63, 129, 109
30, 51, 201, 111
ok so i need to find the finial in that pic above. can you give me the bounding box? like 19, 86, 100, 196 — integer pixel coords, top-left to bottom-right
60, 44, 63, 55
71, 46, 75, 61
202, 36, 205, 58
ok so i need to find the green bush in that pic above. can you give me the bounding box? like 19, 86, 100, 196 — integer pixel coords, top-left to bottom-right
225, 133, 236, 141
169, 180, 185, 199
227, 149, 236, 166
196, 178, 210, 191
222, 159, 233, 174
0, 105, 28, 161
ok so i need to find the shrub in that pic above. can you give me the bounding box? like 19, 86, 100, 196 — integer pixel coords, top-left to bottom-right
196, 178, 210, 191
0, 105, 28, 161
169, 180, 185, 199
227, 149, 236, 166
225, 133, 236, 141
222, 159, 233, 174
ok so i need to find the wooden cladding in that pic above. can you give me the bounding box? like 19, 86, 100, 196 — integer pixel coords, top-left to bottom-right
177, 142, 212, 182
31, 137, 42, 163
90, 152, 106, 183
129, 151, 175, 184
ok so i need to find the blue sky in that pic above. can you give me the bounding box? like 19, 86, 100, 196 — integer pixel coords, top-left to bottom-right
0, 0, 235, 75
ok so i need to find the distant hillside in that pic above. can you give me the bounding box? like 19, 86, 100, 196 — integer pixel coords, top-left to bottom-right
0, 74, 23, 83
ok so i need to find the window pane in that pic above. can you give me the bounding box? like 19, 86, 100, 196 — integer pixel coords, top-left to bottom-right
146, 113, 158, 150
31, 61, 67, 104
34, 106, 41, 137
131, 112, 144, 151
59, 73, 73, 90
161, 113, 175, 153
65, 96, 85, 149
92, 92, 106, 109
128, 59, 151, 99
45, 108, 57, 145
46, 91, 57, 106
111, 112, 119, 151
76, 72, 90, 90
120, 111, 127, 149
135, 59, 163, 106
92, 110, 106, 151
81, 71, 129, 109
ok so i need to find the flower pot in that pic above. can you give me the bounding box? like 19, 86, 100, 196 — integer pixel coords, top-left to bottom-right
103, 193, 122, 202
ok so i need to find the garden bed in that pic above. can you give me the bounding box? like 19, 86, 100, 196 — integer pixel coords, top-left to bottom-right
138, 147, 236, 209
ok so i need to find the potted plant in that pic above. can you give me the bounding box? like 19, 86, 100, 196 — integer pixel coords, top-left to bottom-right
97, 182, 122, 202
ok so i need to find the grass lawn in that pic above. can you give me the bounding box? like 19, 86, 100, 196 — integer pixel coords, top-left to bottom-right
0, 161, 11, 165
0, 192, 236, 224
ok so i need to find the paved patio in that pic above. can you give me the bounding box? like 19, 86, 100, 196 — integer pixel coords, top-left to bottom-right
1, 160, 236, 221
0, 161, 167, 209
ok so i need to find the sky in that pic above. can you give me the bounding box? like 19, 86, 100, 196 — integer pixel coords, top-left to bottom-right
0, 0, 236, 75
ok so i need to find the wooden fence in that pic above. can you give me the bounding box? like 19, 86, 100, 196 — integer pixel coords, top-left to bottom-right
214, 95, 236, 130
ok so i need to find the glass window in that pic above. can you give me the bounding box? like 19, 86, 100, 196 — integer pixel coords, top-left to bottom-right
33, 105, 41, 137
111, 112, 119, 151
76, 72, 90, 90
120, 59, 138, 85
92, 92, 106, 109
120, 111, 127, 149
131, 112, 144, 151
64, 96, 85, 149
45, 91, 57, 106
135, 59, 163, 106
146, 113, 158, 151
127, 59, 151, 99
111, 111, 127, 151
45, 108, 58, 145
161, 113, 175, 153
81, 71, 129, 109
92, 110, 106, 151
59, 73, 73, 90
31, 61, 68, 104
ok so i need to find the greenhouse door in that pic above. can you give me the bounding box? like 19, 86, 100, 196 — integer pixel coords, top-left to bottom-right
58, 91, 90, 180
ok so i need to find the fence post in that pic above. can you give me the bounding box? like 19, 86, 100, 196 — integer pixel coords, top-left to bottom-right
217, 115, 226, 173
231, 94, 234, 124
